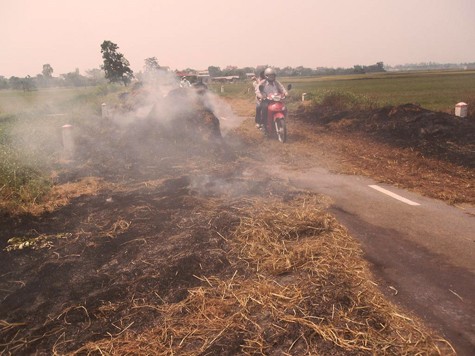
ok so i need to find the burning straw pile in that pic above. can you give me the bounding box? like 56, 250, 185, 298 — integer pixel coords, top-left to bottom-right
74, 193, 453, 355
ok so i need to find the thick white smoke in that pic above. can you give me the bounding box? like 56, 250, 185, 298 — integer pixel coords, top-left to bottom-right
2, 70, 248, 195
104, 69, 244, 136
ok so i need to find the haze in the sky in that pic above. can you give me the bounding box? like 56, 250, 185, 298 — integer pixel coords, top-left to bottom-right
1, 0, 474, 77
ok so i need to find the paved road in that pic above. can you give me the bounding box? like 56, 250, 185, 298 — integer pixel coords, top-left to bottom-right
262, 165, 475, 356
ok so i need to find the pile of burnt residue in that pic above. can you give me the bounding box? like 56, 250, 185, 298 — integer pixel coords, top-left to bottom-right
299, 103, 475, 168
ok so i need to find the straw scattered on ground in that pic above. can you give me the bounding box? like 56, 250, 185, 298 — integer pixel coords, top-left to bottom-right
73, 193, 454, 355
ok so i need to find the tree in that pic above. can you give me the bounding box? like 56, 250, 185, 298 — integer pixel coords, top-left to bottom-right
0, 76, 9, 90
9, 76, 22, 90
42, 64, 53, 78
100, 40, 134, 85
208, 66, 222, 77
144, 57, 160, 73
143, 57, 160, 84
21, 75, 35, 91
86, 68, 106, 85
61, 68, 88, 87
353, 65, 365, 74
241, 66, 256, 75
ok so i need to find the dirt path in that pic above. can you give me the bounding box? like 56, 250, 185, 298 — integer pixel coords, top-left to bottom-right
227, 99, 475, 355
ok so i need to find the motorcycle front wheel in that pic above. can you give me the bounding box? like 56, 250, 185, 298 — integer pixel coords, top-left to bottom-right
275, 118, 287, 143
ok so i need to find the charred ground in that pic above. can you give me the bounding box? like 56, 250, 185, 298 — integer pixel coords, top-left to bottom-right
1, 89, 473, 354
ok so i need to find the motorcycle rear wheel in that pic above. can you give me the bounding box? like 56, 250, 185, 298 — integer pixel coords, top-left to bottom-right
275, 118, 287, 143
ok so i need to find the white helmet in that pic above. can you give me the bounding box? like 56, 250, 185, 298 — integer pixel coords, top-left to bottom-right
264, 67, 276, 80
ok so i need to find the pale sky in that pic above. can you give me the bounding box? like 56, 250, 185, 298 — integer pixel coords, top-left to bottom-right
1, 0, 474, 78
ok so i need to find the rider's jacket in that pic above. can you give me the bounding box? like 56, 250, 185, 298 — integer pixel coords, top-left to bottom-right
255, 79, 288, 100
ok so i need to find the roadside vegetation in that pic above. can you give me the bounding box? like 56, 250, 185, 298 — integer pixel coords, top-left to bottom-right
0, 85, 125, 213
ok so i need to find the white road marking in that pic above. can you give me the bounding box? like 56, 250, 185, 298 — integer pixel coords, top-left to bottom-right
369, 185, 420, 206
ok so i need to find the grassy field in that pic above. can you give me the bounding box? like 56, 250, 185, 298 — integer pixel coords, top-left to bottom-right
210, 70, 475, 113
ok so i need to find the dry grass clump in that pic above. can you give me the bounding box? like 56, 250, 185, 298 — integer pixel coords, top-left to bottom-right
47, 176, 105, 207
0, 176, 107, 216
73, 194, 454, 355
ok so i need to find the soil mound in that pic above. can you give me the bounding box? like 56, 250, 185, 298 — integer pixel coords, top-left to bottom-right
149, 87, 221, 141
300, 103, 475, 168
71, 87, 223, 181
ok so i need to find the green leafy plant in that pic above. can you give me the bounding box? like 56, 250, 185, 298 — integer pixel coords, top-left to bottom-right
0, 145, 51, 206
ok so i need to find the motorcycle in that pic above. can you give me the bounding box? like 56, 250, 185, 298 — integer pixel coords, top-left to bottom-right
259, 84, 291, 143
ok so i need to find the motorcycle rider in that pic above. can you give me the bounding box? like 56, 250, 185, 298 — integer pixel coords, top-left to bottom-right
253, 70, 266, 128
180, 76, 191, 88
255, 68, 288, 129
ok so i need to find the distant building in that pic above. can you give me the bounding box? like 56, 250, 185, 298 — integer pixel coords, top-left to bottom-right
197, 70, 210, 84
175, 70, 197, 78
211, 75, 240, 83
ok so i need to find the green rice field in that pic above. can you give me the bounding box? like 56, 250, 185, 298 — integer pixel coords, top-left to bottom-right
211, 70, 475, 113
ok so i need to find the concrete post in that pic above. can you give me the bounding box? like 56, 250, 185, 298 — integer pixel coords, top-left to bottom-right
101, 103, 108, 119
62, 124, 73, 159
302, 93, 307, 102
455, 102, 468, 118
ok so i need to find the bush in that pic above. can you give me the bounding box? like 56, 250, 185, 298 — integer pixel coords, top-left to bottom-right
0, 146, 51, 208
312, 90, 377, 111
